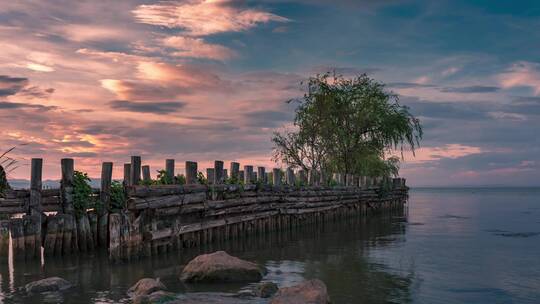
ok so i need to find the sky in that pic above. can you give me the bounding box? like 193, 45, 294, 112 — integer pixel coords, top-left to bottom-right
0, 0, 539, 187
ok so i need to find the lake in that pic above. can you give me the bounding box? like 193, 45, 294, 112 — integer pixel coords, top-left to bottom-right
1, 188, 539, 303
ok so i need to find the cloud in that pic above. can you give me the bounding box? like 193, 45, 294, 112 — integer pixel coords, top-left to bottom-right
243, 110, 293, 128
438, 85, 500, 93
163, 36, 237, 60
0, 101, 57, 111
387, 82, 435, 89
108, 100, 186, 114
0, 75, 28, 96
132, 0, 289, 36
499, 61, 540, 95
26, 62, 55, 72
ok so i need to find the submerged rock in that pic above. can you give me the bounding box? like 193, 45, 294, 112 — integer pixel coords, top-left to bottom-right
133, 290, 177, 304
255, 282, 279, 298
25, 277, 73, 293
127, 278, 167, 298
270, 280, 330, 304
180, 251, 265, 283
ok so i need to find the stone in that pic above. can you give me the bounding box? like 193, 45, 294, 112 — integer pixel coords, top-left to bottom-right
133, 291, 176, 304
127, 278, 167, 298
270, 280, 330, 304
255, 282, 279, 298
180, 251, 265, 283
25, 277, 73, 293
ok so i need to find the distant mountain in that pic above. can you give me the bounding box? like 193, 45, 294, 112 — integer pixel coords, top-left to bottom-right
8, 178, 102, 189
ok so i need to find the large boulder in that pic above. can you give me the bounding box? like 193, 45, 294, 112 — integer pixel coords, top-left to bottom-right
180, 251, 265, 283
25, 277, 73, 293
270, 280, 330, 304
127, 278, 167, 298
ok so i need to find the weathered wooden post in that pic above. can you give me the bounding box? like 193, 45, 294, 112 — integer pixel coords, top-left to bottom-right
29, 158, 43, 216
99, 162, 113, 247
206, 168, 215, 185
185, 161, 198, 184
308, 170, 316, 186
214, 160, 224, 184
0, 221, 9, 257
10, 219, 24, 259
130, 156, 141, 186
123, 163, 131, 187
166, 159, 175, 181
360, 176, 367, 189
346, 174, 353, 187
299, 170, 307, 185
286, 167, 295, 185
272, 168, 281, 186
230, 162, 240, 181
319, 170, 327, 186
239, 170, 244, 182
142, 165, 151, 183
244, 165, 253, 184
257, 167, 266, 184
61, 158, 74, 214
60, 158, 77, 254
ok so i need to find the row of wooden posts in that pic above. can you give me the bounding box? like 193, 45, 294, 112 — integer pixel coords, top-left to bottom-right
1, 156, 405, 261
9, 156, 405, 218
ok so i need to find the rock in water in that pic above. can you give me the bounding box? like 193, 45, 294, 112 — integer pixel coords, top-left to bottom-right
127, 278, 167, 298
25, 277, 73, 293
270, 280, 331, 304
180, 251, 265, 283
255, 282, 279, 298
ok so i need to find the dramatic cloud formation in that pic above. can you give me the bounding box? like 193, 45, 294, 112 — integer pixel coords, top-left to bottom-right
132, 0, 289, 36
0, 0, 538, 187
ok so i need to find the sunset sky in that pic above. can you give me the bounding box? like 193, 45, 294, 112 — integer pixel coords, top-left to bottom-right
1, 0, 539, 186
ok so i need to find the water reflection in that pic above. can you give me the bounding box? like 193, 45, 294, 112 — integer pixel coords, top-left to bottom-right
0, 208, 412, 303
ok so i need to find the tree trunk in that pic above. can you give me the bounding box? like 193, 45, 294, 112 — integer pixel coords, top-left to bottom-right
0, 165, 10, 197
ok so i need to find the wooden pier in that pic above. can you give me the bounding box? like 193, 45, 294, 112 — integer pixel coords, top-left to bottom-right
0, 157, 408, 262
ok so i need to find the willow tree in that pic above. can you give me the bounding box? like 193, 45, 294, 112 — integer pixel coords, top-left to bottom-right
272, 73, 422, 177
0, 147, 16, 196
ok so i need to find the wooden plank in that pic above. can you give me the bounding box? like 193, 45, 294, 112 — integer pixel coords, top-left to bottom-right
126, 184, 207, 197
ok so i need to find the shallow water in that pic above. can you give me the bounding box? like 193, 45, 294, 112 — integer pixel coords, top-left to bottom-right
1, 188, 539, 303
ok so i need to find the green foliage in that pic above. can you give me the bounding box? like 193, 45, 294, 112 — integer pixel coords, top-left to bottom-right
272, 72, 422, 178
197, 172, 207, 185
225, 176, 243, 185
156, 169, 173, 185
73, 170, 94, 217
110, 181, 126, 211
175, 174, 186, 185
0, 166, 8, 197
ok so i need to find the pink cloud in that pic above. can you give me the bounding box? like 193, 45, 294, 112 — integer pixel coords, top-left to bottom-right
132, 0, 289, 36
498, 61, 540, 95
163, 36, 237, 61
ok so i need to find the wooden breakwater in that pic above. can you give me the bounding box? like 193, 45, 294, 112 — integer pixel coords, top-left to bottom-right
0, 157, 408, 262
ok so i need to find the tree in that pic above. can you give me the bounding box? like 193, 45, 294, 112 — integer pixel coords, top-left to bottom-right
272, 73, 422, 177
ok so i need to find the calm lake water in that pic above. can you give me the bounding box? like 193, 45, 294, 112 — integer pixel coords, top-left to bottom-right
1, 188, 539, 303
